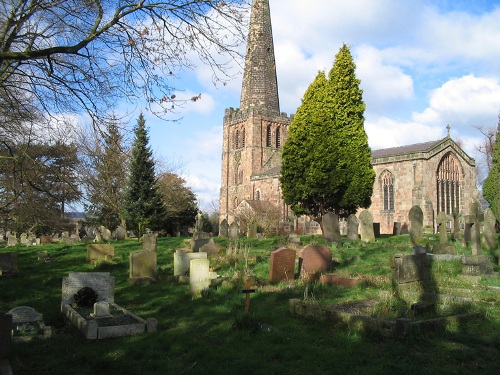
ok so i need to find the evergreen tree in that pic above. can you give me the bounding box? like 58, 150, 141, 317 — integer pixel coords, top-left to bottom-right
123, 113, 167, 237
281, 44, 375, 220
483, 121, 500, 222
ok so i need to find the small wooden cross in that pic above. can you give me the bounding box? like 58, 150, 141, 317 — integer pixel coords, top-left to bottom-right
240, 279, 256, 315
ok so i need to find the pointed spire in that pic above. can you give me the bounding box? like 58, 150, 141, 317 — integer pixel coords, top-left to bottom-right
240, 0, 280, 115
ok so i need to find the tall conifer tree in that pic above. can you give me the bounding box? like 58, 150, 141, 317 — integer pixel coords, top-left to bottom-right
123, 113, 167, 237
483, 121, 500, 222
281, 44, 375, 219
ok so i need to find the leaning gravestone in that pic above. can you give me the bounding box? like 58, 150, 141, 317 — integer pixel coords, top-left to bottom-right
346, 214, 359, 241
142, 233, 157, 252
0, 253, 18, 276
199, 242, 221, 257
298, 245, 332, 281
483, 208, 498, 250
189, 258, 210, 297
228, 222, 239, 240
115, 225, 126, 241
219, 219, 229, 237
322, 212, 341, 244
409, 205, 424, 246
173, 250, 208, 277
129, 250, 157, 284
359, 210, 375, 243
87, 244, 115, 263
99, 226, 113, 241
269, 248, 296, 283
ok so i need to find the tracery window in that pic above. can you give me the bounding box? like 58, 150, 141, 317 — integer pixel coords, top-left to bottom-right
380, 170, 394, 211
437, 153, 461, 215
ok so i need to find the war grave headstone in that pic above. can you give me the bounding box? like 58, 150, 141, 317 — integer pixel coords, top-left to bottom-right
142, 233, 158, 252
87, 244, 115, 264
129, 250, 157, 285
115, 225, 126, 241
61, 272, 156, 339
359, 210, 375, 243
483, 208, 497, 250
174, 250, 208, 280
228, 222, 239, 240
298, 245, 332, 281
346, 214, 359, 241
190, 258, 210, 298
6, 233, 17, 247
219, 219, 229, 237
269, 248, 296, 283
432, 212, 456, 254
8, 306, 52, 340
409, 205, 424, 247
0, 253, 18, 276
322, 212, 341, 244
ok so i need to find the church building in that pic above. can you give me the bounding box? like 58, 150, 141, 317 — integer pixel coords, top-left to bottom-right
219, 0, 477, 235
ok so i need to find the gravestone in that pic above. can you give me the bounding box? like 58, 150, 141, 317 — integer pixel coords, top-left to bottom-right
322, 212, 341, 244
409, 205, 424, 246
228, 222, 239, 240
61, 272, 115, 306
99, 226, 113, 241
483, 208, 497, 250
129, 250, 157, 284
142, 233, 157, 252
346, 214, 359, 241
359, 210, 375, 243
87, 244, 115, 263
451, 209, 461, 242
173, 250, 208, 277
0, 253, 18, 276
115, 225, 126, 241
247, 218, 257, 239
191, 233, 212, 252
0, 313, 12, 359
20, 233, 28, 245
8, 306, 51, 339
189, 258, 210, 297
391, 254, 426, 284
219, 219, 229, 237
437, 211, 448, 244
298, 245, 332, 281
199, 242, 221, 257
91, 302, 111, 318
373, 223, 381, 238
466, 202, 483, 255
6, 234, 17, 247
40, 235, 52, 244
269, 248, 296, 283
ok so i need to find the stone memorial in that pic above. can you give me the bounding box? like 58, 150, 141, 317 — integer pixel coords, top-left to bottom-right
322, 212, 341, 244
247, 218, 257, 239
6, 233, 17, 247
483, 208, 497, 250
129, 250, 157, 284
466, 202, 483, 255
40, 235, 52, 244
269, 248, 296, 283
391, 254, 426, 284
346, 214, 359, 241
62, 272, 115, 306
99, 226, 113, 241
219, 219, 229, 237
115, 225, 126, 241
8, 306, 52, 339
451, 209, 461, 242
393, 222, 401, 235
142, 233, 157, 252
409, 205, 424, 246
0, 252, 18, 276
90, 302, 111, 318
20, 233, 28, 245
298, 245, 332, 281
189, 258, 210, 297
437, 211, 448, 244
191, 233, 212, 252
199, 242, 221, 257
37, 251, 49, 261
87, 244, 115, 263
359, 210, 375, 243
228, 222, 239, 240
173, 250, 208, 277
461, 255, 495, 276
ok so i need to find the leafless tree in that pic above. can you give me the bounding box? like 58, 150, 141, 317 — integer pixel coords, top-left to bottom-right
474, 115, 498, 184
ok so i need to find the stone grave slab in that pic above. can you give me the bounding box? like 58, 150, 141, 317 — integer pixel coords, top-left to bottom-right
391, 254, 426, 284
129, 250, 157, 284
269, 248, 296, 283
191, 234, 212, 252
359, 210, 375, 243
0, 253, 18, 276
298, 245, 332, 281
62, 272, 115, 306
461, 255, 495, 276
87, 244, 115, 263
174, 250, 208, 277
190, 258, 210, 297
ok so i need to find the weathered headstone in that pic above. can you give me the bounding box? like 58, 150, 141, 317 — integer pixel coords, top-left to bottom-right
391, 254, 426, 284
359, 210, 375, 243
269, 248, 296, 283
7, 306, 50, 339
247, 218, 257, 239
6, 234, 17, 247
191, 233, 211, 252
393, 222, 401, 235
199, 242, 221, 257
298, 245, 332, 281
437, 211, 448, 244
39, 235, 52, 244
20, 233, 28, 245
37, 251, 49, 261
219, 219, 229, 237
451, 209, 461, 242
409, 205, 424, 246
142, 233, 157, 252
129, 250, 157, 284
87, 244, 115, 263
322, 212, 341, 244
461, 255, 495, 276
99, 226, 113, 241
115, 225, 126, 241
483, 208, 498, 250
173, 250, 208, 277
61, 272, 115, 306
466, 202, 484, 255
228, 222, 239, 240
0, 252, 18, 276
346, 214, 359, 241
189, 258, 210, 297
91, 302, 111, 318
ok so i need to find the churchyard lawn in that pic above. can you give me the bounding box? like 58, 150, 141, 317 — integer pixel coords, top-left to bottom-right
1, 234, 499, 375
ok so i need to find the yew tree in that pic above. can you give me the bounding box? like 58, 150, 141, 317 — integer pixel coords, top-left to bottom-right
281, 44, 375, 219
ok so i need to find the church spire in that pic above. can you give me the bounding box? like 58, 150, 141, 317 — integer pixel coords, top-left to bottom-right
239, 0, 280, 115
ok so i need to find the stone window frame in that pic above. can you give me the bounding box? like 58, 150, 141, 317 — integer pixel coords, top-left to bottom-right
242, 128, 246, 147
379, 169, 395, 212
266, 124, 272, 147
436, 152, 462, 215
275, 126, 281, 148
255, 189, 261, 201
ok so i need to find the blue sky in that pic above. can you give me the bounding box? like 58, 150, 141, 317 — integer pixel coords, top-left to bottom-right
123, 0, 500, 211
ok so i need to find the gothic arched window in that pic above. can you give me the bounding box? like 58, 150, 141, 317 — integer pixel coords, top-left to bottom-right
380, 170, 394, 211
266, 125, 272, 147
235, 129, 240, 149
242, 128, 246, 147
276, 126, 281, 148
437, 153, 461, 215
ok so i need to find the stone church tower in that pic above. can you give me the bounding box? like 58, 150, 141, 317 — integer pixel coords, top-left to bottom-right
219, 0, 291, 225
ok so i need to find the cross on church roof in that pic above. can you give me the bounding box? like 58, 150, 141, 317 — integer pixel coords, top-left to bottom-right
446, 124, 451, 136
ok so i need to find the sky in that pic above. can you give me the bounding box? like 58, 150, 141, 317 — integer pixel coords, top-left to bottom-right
129, 0, 500, 211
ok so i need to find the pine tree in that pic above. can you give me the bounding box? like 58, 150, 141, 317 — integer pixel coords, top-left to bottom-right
123, 113, 167, 237
281, 44, 375, 219
483, 121, 500, 222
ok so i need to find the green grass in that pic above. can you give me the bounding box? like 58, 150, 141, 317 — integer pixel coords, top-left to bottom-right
1, 234, 499, 375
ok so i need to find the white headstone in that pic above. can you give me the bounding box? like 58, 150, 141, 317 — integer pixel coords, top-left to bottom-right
189, 258, 210, 297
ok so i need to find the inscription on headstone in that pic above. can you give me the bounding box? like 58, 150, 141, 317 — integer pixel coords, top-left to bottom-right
189, 258, 210, 297
391, 254, 426, 284
61, 272, 115, 305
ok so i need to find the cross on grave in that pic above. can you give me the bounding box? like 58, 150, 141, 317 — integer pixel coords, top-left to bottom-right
240, 279, 256, 315
466, 202, 484, 255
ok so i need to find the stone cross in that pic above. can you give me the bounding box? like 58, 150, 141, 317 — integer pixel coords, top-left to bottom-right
466, 202, 484, 255
240, 279, 256, 315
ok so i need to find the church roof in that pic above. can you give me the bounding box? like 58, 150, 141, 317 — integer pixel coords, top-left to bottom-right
371, 139, 442, 158
241, 199, 276, 211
